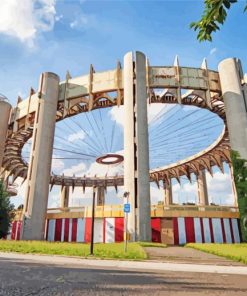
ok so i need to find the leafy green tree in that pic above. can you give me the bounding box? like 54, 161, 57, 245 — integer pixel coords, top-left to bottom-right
231, 150, 247, 241
0, 180, 15, 239
190, 0, 246, 42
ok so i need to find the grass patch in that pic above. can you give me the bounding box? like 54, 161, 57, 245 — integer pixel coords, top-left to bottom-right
186, 243, 247, 265
138, 242, 167, 248
0, 240, 147, 260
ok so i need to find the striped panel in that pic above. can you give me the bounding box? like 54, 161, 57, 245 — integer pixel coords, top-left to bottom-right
61, 219, 65, 242
178, 217, 186, 245
151, 218, 161, 243
209, 218, 214, 243
55, 219, 62, 242
105, 218, 115, 243
212, 218, 223, 243
223, 218, 232, 243
173, 217, 179, 245
84, 218, 92, 243
220, 218, 226, 243
185, 217, 195, 243
194, 218, 202, 243
231, 219, 240, 243
72, 218, 77, 242
47, 219, 56, 241
64, 218, 70, 242
203, 218, 211, 243
76, 218, 85, 242
115, 218, 124, 242
94, 219, 104, 243
200, 218, 205, 243
11, 221, 17, 240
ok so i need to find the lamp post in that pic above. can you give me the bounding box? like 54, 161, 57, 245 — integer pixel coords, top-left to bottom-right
123, 191, 130, 253
90, 185, 96, 255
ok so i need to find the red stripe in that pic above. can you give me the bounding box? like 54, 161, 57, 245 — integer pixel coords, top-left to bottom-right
11, 221, 17, 240
200, 218, 205, 243
185, 217, 195, 243
84, 218, 92, 243
115, 218, 124, 242
221, 218, 226, 243
173, 218, 179, 245
72, 218, 77, 242
151, 218, 161, 243
64, 218, 70, 242
209, 218, 214, 243
55, 219, 62, 241
16, 222, 22, 240
229, 218, 235, 243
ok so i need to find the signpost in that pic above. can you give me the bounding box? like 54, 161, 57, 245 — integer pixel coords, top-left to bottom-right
123, 192, 130, 253
90, 186, 96, 255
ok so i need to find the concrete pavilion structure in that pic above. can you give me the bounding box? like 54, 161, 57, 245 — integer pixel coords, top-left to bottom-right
0, 52, 246, 244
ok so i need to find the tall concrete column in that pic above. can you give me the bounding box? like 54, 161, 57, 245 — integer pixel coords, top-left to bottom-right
197, 170, 209, 206
124, 51, 151, 241
96, 187, 105, 206
218, 58, 247, 159
0, 97, 11, 170
164, 181, 173, 205
22, 72, 60, 240
61, 186, 69, 208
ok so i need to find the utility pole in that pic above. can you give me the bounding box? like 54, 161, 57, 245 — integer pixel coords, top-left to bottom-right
90, 186, 96, 255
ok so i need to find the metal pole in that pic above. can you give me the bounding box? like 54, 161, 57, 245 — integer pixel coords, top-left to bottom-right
124, 192, 129, 253
90, 186, 96, 255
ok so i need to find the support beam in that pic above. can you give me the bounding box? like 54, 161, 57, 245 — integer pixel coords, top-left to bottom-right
22, 72, 60, 240
61, 186, 70, 208
197, 170, 209, 206
0, 99, 11, 170
96, 187, 105, 206
164, 181, 173, 205
218, 58, 247, 159
123, 51, 151, 242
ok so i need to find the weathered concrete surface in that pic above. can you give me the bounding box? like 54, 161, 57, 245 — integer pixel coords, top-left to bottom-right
144, 246, 245, 266
0, 252, 247, 296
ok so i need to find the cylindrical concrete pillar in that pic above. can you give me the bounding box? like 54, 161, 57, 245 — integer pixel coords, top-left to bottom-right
124, 52, 136, 241
218, 58, 247, 159
61, 186, 69, 208
0, 97, 11, 169
197, 170, 209, 206
164, 181, 173, 205
123, 51, 151, 242
22, 72, 60, 240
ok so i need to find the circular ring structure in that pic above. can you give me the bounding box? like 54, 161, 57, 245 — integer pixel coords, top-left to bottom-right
96, 154, 124, 165
2, 60, 231, 189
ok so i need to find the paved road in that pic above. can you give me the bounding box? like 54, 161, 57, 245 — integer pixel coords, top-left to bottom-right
0, 253, 247, 296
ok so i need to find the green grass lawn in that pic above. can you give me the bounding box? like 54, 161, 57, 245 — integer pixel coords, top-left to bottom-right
0, 240, 149, 260
186, 243, 247, 264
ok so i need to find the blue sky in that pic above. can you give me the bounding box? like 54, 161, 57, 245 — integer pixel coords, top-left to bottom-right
0, 0, 245, 208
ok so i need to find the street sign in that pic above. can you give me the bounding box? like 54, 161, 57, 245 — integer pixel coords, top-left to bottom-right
124, 203, 130, 213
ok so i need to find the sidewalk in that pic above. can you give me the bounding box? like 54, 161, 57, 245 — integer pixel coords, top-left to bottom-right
1, 251, 247, 275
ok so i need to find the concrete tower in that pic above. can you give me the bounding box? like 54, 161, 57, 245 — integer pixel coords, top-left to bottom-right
218, 58, 247, 159
123, 51, 152, 241
22, 72, 60, 240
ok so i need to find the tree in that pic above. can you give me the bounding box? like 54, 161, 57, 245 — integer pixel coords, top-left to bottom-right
0, 180, 15, 239
231, 150, 247, 241
190, 0, 247, 42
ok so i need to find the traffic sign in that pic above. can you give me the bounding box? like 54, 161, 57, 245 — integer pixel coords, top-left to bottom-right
124, 203, 130, 213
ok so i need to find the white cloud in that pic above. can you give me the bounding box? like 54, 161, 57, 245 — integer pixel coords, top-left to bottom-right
0, 0, 57, 46
63, 162, 87, 176
210, 47, 217, 55
68, 130, 85, 142
70, 12, 95, 31
51, 155, 65, 173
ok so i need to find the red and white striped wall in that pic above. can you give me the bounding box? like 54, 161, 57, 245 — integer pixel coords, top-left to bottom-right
10, 217, 240, 244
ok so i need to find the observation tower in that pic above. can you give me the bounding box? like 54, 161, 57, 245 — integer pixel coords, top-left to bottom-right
1, 52, 246, 244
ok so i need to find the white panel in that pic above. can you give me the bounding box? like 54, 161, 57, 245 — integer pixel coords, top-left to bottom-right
178, 217, 186, 245
203, 218, 211, 243
61, 219, 65, 242
94, 219, 104, 243
212, 218, 223, 243
194, 218, 202, 243
47, 219, 55, 242
223, 218, 232, 243
105, 218, 115, 243
232, 219, 240, 243
76, 218, 85, 243
69, 218, 73, 242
